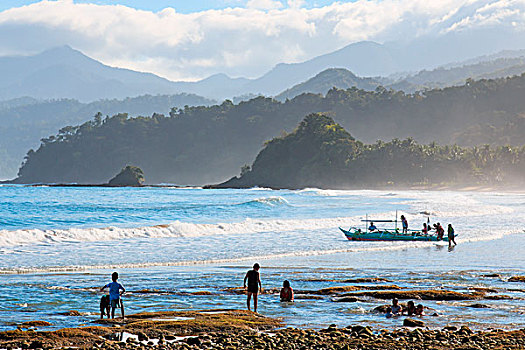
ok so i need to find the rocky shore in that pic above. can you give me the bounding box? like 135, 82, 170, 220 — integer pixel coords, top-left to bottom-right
0, 309, 524, 350
1, 276, 523, 349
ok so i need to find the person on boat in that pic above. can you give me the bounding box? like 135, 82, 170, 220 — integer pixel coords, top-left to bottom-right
401, 215, 408, 233
368, 222, 377, 231
448, 224, 457, 247
436, 223, 445, 240
422, 223, 428, 235
415, 304, 425, 316
244, 263, 262, 313
406, 300, 416, 316
391, 298, 403, 316
280, 280, 294, 302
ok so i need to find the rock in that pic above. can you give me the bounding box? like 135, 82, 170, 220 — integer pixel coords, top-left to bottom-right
334, 297, 359, 302
349, 289, 482, 300
186, 337, 201, 346
508, 276, 525, 282
350, 325, 373, 336
468, 287, 498, 293
466, 303, 490, 308
313, 286, 360, 295
137, 332, 148, 342
482, 273, 502, 278
20, 321, 52, 328
444, 326, 458, 331
459, 326, 473, 335
339, 278, 390, 283
59, 310, 81, 316
107, 165, 145, 187
29, 340, 44, 349
403, 318, 425, 327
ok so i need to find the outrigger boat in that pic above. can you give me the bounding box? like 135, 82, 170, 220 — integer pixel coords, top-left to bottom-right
339, 213, 456, 242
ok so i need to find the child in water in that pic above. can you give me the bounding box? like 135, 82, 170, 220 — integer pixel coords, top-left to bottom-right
280, 280, 294, 302
244, 263, 262, 312
406, 300, 416, 316
100, 272, 125, 319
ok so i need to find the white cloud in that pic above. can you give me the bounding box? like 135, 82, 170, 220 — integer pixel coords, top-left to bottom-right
0, 0, 524, 81
287, 0, 306, 8
246, 0, 284, 10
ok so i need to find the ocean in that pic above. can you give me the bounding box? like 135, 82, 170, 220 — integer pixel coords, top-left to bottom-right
0, 185, 523, 331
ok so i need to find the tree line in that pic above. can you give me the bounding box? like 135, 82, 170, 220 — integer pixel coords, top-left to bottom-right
14, 73, 525, 185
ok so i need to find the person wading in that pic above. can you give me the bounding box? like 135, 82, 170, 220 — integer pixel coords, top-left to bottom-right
244, 263, 262, 313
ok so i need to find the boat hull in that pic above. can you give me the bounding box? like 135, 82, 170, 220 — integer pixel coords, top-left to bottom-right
339, 227, 454, 242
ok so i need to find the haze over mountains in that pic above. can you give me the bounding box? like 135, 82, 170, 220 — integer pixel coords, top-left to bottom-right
3, 42, 525, 103
3, 35, 525, 182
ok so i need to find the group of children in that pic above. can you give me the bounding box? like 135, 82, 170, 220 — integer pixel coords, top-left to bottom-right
386, 298, 425, 318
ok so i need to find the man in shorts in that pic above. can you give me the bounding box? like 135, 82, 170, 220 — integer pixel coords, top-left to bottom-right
244, 263, 262, 313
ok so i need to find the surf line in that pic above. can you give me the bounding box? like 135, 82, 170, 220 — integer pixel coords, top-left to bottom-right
0, 243, 435, 275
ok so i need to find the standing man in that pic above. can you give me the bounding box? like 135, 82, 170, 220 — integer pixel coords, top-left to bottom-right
401, 215, 408, 234
448, 224, 457, 247
244, 263, 262, 313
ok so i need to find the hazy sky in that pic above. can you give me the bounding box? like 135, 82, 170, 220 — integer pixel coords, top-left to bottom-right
1, 0, 524, 81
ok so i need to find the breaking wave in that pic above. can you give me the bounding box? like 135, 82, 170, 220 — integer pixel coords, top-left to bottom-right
237, 196, 289, 207
0, 215, 362, 247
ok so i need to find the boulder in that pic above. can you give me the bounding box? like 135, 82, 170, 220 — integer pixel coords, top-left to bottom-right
334, 297, 359, 302
107, 165, 145, 187
137, 332, 149, 342
466, 303, 490, 308
403, 318, 425, 327
508, 276, 525, 282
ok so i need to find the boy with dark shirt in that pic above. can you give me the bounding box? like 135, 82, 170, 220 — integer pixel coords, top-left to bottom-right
244, 263, 262, 312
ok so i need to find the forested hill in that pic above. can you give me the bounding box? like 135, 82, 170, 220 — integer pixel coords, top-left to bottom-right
13, 73, 525, 185
0, 93, 215, 179
217, 114, 525, 189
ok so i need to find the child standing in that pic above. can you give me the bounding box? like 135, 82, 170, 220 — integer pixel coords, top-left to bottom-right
243, 263, 262, 313
100, 272, 125, 319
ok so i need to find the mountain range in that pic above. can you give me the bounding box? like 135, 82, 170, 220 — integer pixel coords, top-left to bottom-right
3, 40, 525, 181
3, 43, 525, 103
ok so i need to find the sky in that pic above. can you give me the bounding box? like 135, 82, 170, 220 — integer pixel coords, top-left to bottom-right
0, 0, 525, 81
0, 1, 341, 12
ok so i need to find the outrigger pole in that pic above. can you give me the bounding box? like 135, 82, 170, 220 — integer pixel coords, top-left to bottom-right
395, 210, 398, 231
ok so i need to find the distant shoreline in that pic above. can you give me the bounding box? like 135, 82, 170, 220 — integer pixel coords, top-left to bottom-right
2, 182, 524, 194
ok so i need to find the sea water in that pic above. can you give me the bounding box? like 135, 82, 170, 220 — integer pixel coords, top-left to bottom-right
0, 186, 523, 331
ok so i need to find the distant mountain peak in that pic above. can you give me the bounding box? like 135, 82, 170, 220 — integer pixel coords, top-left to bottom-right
38, 45, 83, 57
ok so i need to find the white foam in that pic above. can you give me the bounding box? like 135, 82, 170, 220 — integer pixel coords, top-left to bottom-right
0, 215, 363, 247
0, 242, 431, 274
397, 191, 515, 218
